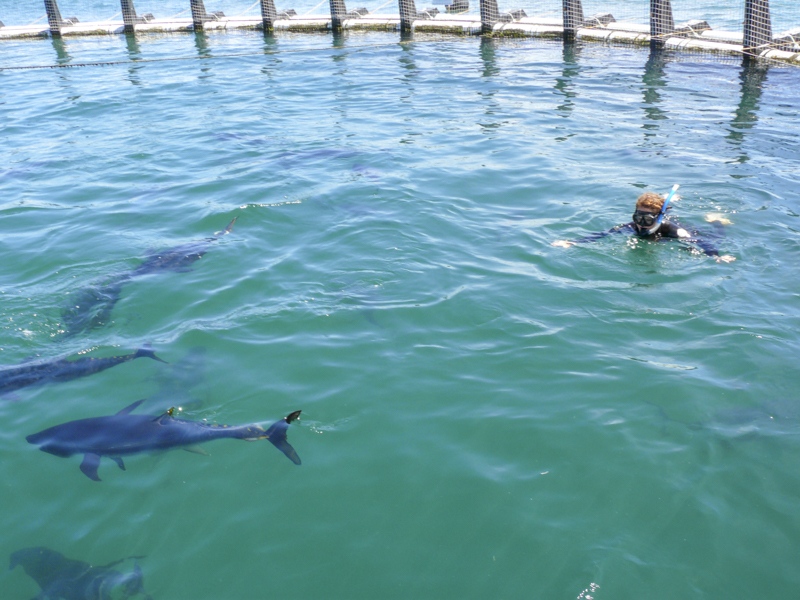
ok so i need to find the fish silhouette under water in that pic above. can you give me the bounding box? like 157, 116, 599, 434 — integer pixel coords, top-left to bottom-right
0, 346, 165, 397
27, 400, 301, 481
61, 217, 237, 337
9, 546, 151, 600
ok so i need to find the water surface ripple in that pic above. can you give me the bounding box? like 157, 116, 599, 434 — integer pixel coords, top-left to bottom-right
1, 27, 799, 600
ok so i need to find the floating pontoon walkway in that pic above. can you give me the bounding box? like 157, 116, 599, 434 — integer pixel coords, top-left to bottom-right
1, 0, 798, 65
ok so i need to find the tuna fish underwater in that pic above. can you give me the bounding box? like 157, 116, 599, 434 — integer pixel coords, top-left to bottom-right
27, 400, 302, 481
9, 546, 151, 600
0, 346, 165, 397
61, 218, 236, 337
130, 217, 237, 277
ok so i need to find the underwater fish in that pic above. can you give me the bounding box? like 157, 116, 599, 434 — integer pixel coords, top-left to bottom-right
275, 148, 361, 167
275, 149, 387, 179
61, 217, 236, 337
61, 275, 129, 337
131, 217, 237, 276
0, 346, 166, 396
650, 399, 800, 443
9, 546, 151, 600
27, 400, 302, 481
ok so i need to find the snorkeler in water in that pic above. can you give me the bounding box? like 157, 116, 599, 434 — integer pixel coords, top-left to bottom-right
552, 185, 736, 263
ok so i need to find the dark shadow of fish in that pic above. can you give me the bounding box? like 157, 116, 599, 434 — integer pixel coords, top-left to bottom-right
61, 218, 237, 337
275, 149, 385, 180
649, 400, 800, 443
27, 400, 302, 481
0, 346, 166, 397
275, 148, 361, 168
213, 132, 273, 147
350, 163, 383, 181
9, 546, 151, 600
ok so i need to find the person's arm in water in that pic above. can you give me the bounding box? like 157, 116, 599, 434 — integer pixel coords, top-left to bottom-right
659, 220, 736, 263
552, 223, 635, 248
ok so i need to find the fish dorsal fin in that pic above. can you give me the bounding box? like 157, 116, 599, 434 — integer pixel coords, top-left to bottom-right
117, 399, 146, 415
153, 407, 176, 423
214, 217, 237, 237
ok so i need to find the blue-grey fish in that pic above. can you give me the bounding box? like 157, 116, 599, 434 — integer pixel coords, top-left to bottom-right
27, 401, 301, 481
61, 275, 129, 337
9, 546, 151, 600
61, 218, 237, 337
131, 217, 237, 276
0, 346, 166, 396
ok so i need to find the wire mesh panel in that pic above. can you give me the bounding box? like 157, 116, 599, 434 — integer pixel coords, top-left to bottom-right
487, 0, 561, 29
671, 0, 741, 31
398, 0, 418, 29
0, 2, 50, 26
121, 0, 193, 22
744, 0, 772, 52
43, 0, 65, 33
772, 0, 799, 33
580, 0, 649, 33
651, 0, 674, 44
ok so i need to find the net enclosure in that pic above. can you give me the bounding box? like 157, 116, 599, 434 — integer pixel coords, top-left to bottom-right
0, 0, 798, 64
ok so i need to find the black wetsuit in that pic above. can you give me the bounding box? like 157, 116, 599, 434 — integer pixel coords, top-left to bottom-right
575, 219, 723, 257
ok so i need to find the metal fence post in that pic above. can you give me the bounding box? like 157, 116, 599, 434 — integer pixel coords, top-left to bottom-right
121, 0, 139, 33
650, 0, 674, 49
44, 0, 65, 36
562, 0, 583, 43
260, 0, 278, 31
743, 0, 772, 54
191, 0, 209, 30
330, 0, 347, 31
480, 0, 499, 35
398, 0, 417, 32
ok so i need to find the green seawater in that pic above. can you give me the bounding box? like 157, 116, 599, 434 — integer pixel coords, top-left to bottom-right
1, 28, 800, 600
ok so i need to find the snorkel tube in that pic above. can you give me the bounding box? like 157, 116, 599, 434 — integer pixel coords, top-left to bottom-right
644, 184, 680, 235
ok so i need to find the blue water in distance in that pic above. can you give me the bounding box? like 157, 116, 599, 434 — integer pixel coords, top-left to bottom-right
1, 19, 800, 600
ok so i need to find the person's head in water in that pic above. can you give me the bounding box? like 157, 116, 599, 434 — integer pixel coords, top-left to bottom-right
632, 191, 669, 236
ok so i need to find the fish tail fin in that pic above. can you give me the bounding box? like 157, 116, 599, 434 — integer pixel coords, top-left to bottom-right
265, 410, 302, 465
120, 561, 149, 599
136, 345, 168, 364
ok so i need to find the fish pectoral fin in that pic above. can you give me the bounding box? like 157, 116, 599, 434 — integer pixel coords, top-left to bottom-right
183, 445, 210, 456
80, 454, 102, 481
110, 456, 126, 471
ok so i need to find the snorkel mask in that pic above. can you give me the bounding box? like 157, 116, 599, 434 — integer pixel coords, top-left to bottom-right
633, 184, 679, 235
